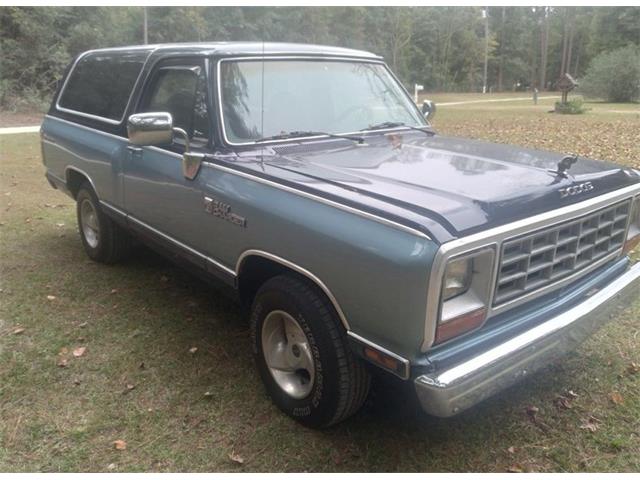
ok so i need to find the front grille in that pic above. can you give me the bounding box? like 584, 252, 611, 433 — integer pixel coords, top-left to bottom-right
494, 200, 631, 305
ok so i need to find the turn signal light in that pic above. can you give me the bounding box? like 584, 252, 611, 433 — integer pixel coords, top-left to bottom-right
363, 347, 402, 374
434, 308, 487, 344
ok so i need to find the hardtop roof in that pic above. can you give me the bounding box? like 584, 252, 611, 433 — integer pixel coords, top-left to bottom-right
83, 42, 382, 60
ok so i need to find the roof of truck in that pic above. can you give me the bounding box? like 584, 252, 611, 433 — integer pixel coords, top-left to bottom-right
85, 42, 382, 60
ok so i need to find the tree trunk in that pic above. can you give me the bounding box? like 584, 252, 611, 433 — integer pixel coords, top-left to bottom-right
566, 22, 574, 76
573, 40, 581, 77
560, 10, 571, 78
539, 8, 549, 90
497, 6, 506, 91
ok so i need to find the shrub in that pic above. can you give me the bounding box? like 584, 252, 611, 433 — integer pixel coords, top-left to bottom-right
554, 98, 587, 114
579, 46, 640, 102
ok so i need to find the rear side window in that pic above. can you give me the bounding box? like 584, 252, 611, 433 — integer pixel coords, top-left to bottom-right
58, 51, 148, 122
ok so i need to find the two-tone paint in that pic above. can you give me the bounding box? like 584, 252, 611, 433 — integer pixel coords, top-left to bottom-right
42, 42, 640, 385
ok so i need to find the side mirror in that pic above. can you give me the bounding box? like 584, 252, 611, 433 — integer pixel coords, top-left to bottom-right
127, 112, 174, 146
421, 100, 436, 121
127, 111, 204, 181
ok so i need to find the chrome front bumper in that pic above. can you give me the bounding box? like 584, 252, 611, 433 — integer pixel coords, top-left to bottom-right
415, 261, 640, 417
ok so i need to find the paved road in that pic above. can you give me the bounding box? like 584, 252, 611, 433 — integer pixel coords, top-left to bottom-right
0, 125, 40, 135
437, 95, 560, 106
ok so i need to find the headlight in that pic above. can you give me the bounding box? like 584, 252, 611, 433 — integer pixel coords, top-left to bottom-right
442, 257, 472, 300
435, 247, 495, 344
624, 195, 640, 253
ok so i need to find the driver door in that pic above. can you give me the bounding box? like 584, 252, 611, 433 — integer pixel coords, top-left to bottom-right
123, 58, 214, 268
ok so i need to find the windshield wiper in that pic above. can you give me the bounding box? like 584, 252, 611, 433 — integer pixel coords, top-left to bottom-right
362, 121, 435, 136
254, 130, 365, 144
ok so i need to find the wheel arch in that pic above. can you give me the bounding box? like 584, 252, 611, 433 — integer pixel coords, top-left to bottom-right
65, 166, 97, 199
236, 250, 350, 330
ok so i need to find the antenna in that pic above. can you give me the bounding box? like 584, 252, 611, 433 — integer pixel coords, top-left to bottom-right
260, 35, 265, 146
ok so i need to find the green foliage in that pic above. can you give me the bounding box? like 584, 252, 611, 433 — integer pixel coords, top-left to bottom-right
579, 46, 640, 102
554, 97, 587, 114
1, 6, 639, 110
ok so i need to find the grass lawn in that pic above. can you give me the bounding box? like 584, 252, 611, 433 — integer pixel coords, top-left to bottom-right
0, 101, 639, 472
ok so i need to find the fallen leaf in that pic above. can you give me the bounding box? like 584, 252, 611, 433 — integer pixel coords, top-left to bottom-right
609, 392, 624, 405
204, 391, 214, 398
78, 322, 88, 328
507, 446, 517, 454
12, 327, 25, 335
567, 390, 579, 399
73, 379, 81, 386
73, 346, 86, 358
189, 347, 198, 354
46, 295, 56, 301
579, 416, 601, 432
110, 289, 118, 294
554, 395, 572, 410
59, 347, 69, 355
122, 384, 135, 394
56, 223, 64, 227
228, 452, 244, 464
107, 463, 116, 471
627, 362, 639, 375
57, 358, 68, 368
507, 465, 524, 473
525, 405, 539, 417
113, 440, 127, 451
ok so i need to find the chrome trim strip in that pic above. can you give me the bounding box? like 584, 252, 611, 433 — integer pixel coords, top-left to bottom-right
45, 115, 128, 141
203, 161, 430, 240
236, 249, 350, 330
65, 165, 98, 196
99, 200, 236, 277
347, 331, 410, 380
55, 47, 156, 125
215, 56, 426, 147
127, 214, 236, 277
422, 183, 640, 351
99, 200, 128, 218
415, 261, 640, 416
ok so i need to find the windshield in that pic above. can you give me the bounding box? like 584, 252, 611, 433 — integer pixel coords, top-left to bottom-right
219, 59, 425, 144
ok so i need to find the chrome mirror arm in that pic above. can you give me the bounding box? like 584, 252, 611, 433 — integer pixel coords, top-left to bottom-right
171, 127, 204, 181
171, 127, 191, 153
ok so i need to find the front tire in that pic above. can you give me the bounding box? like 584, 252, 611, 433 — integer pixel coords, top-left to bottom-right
76, 183, 130, 264
250, 274, 371, 428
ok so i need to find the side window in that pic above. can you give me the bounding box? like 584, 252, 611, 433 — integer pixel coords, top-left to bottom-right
58, 52, 146, 121
142, 65, 210, 145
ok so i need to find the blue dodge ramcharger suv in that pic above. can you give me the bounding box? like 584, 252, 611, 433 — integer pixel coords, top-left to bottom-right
41, 42, 640, 427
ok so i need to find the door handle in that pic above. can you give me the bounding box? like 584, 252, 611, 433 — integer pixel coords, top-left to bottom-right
127, 145, 143, 154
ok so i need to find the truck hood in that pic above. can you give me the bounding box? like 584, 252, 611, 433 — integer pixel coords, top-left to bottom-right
223, 132, 640, 242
